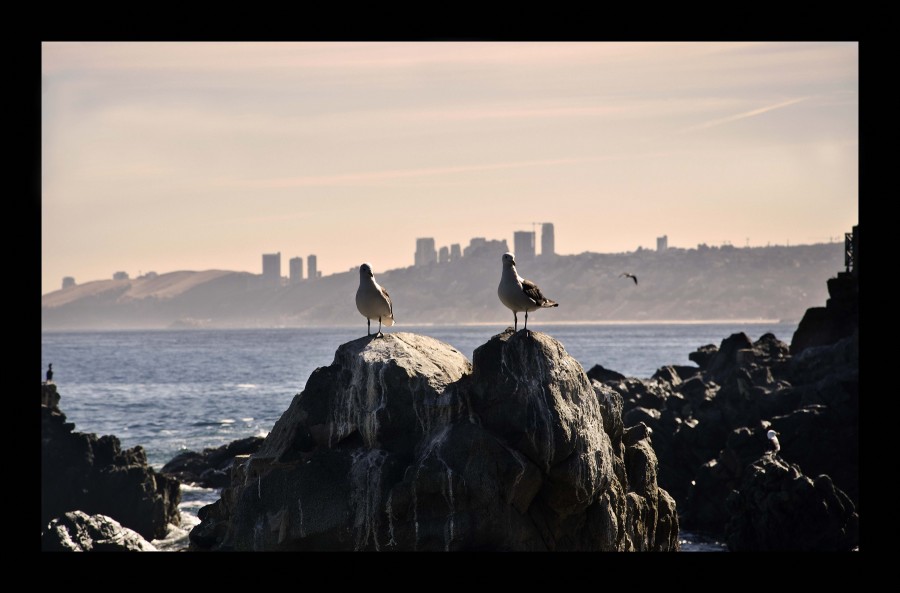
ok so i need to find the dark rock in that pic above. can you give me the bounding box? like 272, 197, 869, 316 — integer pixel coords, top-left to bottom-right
586, 364, 626, 383
42, 511, 157, 552
790, 271, 858, 355
688, 344, 718, 370
162, 436, 264, 488
725, 455, 858, 551
706, 333, 754, 379
42, 390, 180, 540
41, 383, 60, 411
190, 331, 678, 551
651, 365, 682, 386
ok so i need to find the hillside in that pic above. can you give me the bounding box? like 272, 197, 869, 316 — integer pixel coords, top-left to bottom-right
42, 243, 843, 330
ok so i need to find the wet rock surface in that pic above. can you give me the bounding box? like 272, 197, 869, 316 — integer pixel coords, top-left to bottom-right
190, 331, 678, 551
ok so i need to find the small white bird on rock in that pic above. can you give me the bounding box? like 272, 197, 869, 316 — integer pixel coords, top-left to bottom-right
767, 429, 781, 453
497, 252, 558, 332
356, 263, 394, 337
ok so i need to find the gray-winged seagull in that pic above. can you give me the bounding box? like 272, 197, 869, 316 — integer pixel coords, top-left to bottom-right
620, 273, 638, 285
356, 263, 395, 337
498, 252, 558, 332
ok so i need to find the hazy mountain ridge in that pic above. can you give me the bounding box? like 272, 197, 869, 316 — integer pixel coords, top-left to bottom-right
42, 243, 843, 330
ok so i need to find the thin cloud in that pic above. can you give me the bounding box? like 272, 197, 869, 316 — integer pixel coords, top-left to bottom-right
225, 152, 672, 189
680, 97, 808, 133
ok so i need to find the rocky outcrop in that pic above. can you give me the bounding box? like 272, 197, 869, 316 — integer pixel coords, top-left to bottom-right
42, 511, 158, 552
190, 331, 678, 551
162, 436, 264, 488
724, 455, 858, 551
595, 326, 858, 542
41, 386, 181, 540
790, 270, 858, 355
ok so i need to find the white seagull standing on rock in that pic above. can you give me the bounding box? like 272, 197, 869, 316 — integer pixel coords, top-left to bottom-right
356, 263, 395, 337
498, 252, 558, 332
767, 429, 781, 453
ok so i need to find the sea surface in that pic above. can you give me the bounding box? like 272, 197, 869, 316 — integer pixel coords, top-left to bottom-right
41, 321, 795, 551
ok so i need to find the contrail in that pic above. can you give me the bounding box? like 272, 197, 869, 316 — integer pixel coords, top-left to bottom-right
681, 97, 808, 133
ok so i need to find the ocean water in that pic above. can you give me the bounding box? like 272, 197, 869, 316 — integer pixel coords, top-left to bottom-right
40, 322, 795, 551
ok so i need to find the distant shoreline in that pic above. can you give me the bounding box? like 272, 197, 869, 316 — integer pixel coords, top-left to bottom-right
41, 319, 793, 333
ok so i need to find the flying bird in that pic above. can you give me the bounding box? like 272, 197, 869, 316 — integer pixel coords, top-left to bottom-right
356, 263, 395, 337
766, 429, 780, 453
620, 273, 638, 285
498, 252, 558, 332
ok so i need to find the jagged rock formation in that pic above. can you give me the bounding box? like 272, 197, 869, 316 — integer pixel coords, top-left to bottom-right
790, 271, 858, 355
162, 436, 264, 488
190, 331, 678, 551
41, 384, 181, 540
42, 511, 158, 552
724, 455, 858, 551
591, 265, 858, 549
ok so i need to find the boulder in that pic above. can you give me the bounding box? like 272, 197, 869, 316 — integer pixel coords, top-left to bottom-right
725, 455, 858, 551
586, 364, 626, 383
42, 391, 180, 540
162, 436, 265, 488
42, 511, 158, 552
190, 331, 678, 551
790, 271, 858, 355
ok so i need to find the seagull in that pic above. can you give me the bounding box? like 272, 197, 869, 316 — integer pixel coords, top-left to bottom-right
356, 263, 394, 337
619, 273, 638, 285
766, 429, 780, 453
498, 252, 558, 332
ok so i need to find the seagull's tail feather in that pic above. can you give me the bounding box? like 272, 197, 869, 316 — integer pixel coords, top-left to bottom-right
541, 300, 559, 308
383, 315, 395, 326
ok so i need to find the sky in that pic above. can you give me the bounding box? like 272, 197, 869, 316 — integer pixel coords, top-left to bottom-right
41, 42, 858, 294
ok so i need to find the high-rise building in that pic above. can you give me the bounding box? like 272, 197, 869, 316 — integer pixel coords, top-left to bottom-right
450, 244, 461, 261
463, 237, 509, 258
657, 235, 668, 252
62, 276, 76, 289
307, 254, 318, 281
513, 231, 536, 261
262, 252, 281, 286
415, 238, 437, 266
289, 256, 304, 283
438, 246, 450, 263
541, 223, 555, 257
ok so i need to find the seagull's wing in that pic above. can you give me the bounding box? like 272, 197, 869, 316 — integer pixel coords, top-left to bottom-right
522, 279, 557, 307
380, 286, 393, 312
632, 275, 638, 285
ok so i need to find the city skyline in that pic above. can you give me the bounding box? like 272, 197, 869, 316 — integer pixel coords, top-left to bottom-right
42, 42, 858, 294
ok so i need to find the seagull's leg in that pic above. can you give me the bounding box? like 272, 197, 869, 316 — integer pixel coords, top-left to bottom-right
367, 318, 371, 336
524, 310, 529, 332
514, 312, 518, 331
377, 317, 383, 338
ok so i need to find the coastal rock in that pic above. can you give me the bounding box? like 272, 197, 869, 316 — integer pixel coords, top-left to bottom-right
162, 436, 265, 488
600, 320, 857, 539
42, 511, 158, 552
586, 364, 626, 383
790, 271, 858, 355
41, 391, 181, 540
190, 331, 678, 551
725, 454, 858, 551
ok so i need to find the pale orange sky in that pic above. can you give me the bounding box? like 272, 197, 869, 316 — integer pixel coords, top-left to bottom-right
42, 42, 858, 294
